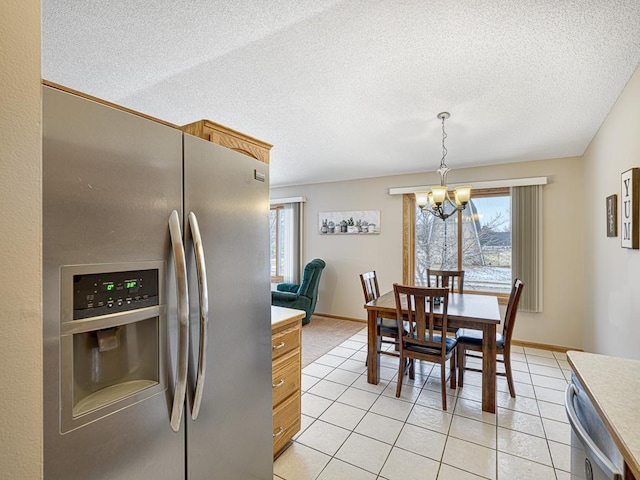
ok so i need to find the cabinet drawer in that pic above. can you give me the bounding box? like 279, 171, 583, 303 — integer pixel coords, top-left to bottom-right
272, 391, 301, 456
272, 350, 300, 408
271, 326, 300, 360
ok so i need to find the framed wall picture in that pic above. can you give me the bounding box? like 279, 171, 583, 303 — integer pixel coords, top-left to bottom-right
621, 168, 639, 249
606, 194, 617, 237
318, 210, 380, 235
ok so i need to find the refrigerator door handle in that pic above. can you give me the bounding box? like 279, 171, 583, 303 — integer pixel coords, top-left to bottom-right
565, 383, 622, 480
169, 210, 189, 432
188, 212, 209, 420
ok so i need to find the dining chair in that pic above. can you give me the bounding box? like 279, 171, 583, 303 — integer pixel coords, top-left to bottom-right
426, 268, 465, 293
393, 283, 457, 410
427, 269, 464, 333
360, 271, 402, 359
456, 278, 524, 397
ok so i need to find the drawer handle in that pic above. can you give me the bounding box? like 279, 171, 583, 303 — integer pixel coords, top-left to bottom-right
272, 379, 285, 389
273, 426, 284, 438
272, 342, 285, 350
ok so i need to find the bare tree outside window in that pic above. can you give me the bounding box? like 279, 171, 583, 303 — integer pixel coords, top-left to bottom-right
415, 193, 511, 293
415, 203, 458, 286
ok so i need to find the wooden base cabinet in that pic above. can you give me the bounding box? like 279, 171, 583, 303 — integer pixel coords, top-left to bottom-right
271, 307, 304, 458
272, 390, 301, 456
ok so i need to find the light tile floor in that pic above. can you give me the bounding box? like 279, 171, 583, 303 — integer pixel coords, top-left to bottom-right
273, 327, 572, 480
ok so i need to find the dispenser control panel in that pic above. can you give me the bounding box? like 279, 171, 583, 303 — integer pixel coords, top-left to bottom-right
73, 269, 159, 319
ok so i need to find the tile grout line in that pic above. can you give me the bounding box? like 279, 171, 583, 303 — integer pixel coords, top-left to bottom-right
280, 332, 571, 479
526, 349, 565, 476
299, 339, 401, 479
314, 351, 444, 477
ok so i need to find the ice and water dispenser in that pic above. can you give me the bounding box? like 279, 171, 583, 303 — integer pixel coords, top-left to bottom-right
59, 262, 166, 432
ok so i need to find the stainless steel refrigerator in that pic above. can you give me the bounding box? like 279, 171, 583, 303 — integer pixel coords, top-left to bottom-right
43, 85, 273, 479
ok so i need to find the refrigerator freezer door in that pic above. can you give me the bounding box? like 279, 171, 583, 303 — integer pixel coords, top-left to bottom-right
183, 135, 273, 479
43, 86, 185, 479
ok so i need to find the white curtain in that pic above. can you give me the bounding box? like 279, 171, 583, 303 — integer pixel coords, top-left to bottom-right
511, 185, 543, 312
283, 202, 303, 284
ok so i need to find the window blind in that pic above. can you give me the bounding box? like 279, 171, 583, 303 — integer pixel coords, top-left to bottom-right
511, 185, 543, 312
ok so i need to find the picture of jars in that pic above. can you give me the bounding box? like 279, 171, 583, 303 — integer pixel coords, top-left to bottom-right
318, 211, 380, 235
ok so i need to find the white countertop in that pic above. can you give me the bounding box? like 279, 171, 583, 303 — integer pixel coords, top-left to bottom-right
567, 351, 640, 477
271, 305, 305, 329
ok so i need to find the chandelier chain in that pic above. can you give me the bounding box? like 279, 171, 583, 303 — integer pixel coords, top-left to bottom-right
441, 114, 448, 169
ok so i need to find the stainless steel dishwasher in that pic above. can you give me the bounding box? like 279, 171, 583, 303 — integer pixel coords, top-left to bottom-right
565, 373, 624, 479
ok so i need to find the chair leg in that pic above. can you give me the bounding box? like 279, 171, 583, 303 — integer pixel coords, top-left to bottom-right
440, 362, 447, 411
449, 353, 456, 389
409, 358, 415, 380
457, 345, 467, 388
396, 356, 405, 398
503, 348, 516, 398
456, 344, 464, 388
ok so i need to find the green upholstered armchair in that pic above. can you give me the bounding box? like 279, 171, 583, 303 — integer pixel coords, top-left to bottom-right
271, 259, 326, 325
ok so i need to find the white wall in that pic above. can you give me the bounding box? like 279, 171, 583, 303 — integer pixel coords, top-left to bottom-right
272, 155, 585, 349
582, 66, 640, 359
0, 0, 42, 477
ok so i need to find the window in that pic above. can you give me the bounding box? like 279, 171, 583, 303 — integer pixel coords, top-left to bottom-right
270, 204, 285, 283
270, 200, 304, 285
413, 188, 512, 297
401, 181, 543, 310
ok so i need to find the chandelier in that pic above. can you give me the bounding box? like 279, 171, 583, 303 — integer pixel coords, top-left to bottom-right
415, 112, 471, 220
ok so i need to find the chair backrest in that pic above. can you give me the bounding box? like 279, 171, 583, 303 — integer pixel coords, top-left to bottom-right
427, 269, 464, 294
297, 258, 326, 297
503, 279, 524, 344
360, 271, 380, 303
393, 283, 449, 357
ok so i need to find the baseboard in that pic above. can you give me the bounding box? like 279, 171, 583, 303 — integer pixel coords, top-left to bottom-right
313, 312, 366, 323
511, 339, 582, 353
314, 313, 582, 352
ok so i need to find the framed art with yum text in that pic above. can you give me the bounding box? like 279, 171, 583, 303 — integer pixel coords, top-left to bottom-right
621, 168, 639, 249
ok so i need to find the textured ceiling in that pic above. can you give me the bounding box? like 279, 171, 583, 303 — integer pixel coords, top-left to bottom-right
42, 1, 640, 187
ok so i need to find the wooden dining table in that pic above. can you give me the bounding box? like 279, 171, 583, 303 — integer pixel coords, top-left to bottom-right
364, 291, 501, 413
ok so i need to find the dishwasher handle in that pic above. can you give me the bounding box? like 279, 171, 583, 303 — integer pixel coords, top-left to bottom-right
565, 383, 622, 480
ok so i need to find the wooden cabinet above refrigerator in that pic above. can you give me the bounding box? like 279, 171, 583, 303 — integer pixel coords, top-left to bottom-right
180, 119, 272, 164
